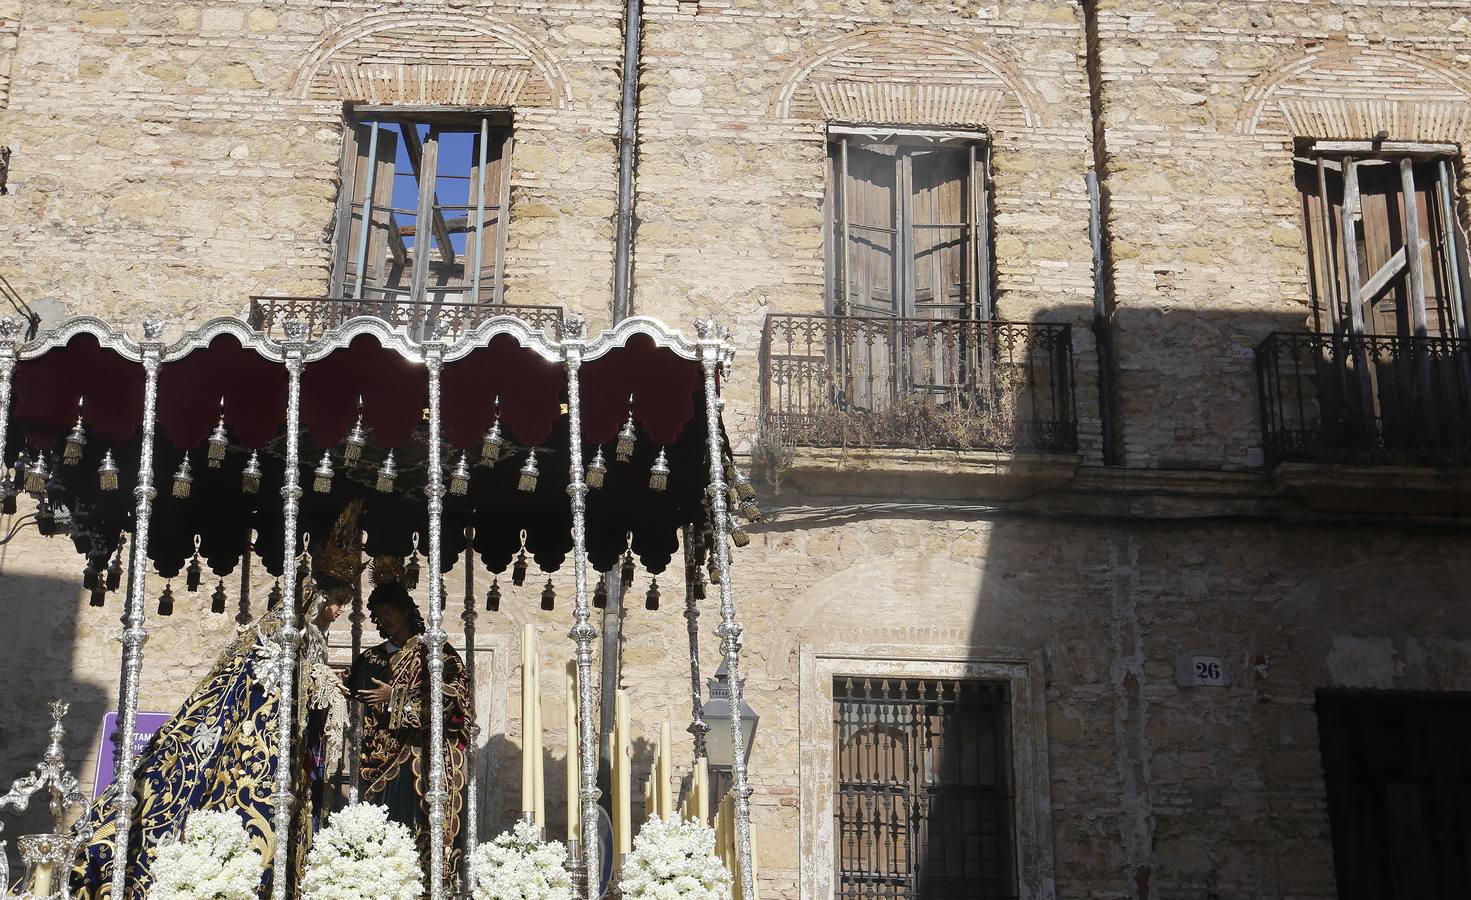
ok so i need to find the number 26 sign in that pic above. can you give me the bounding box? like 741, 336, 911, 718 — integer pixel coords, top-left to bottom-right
1175, 654, 1229, 687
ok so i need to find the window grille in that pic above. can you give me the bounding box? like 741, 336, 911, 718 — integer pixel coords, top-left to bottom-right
833, 677, 1015, 899
331, 112, 512, 308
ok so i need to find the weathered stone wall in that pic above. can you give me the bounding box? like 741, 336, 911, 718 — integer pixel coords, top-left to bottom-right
0, 2, 1469, 899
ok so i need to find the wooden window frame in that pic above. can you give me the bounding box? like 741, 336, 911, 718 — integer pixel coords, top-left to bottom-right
330, 107, 514, 307
1297, 140, 1471, 343
826, 125, 995, 322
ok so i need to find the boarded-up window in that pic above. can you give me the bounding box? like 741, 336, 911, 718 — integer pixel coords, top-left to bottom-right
833, 677, 1015, 900
827, 132, 992, 321
1297, 151, 1471, 339
331, 113, 511, 306
1317, 692, 1471, 899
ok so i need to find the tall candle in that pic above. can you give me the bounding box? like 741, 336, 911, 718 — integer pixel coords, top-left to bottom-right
695, 757, 710, 824
520, 624, 534, 817
615, 690, 632, 855
30, 861, 53, 898
565, 660, 580, 845
532, 635, 545, 827
658, 721, 673, 819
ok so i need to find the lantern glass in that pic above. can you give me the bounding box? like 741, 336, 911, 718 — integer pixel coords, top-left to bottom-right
701, 661, 758, 770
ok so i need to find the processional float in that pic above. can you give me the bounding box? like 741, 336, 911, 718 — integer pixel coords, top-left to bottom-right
0, 310, 758, 900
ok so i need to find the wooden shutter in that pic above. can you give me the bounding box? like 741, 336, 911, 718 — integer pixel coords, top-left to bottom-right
843, 145, 899, 319
339, 123, 401, 301
467, 126, 510, 305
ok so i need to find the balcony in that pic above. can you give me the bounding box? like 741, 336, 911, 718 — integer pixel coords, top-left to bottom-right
760, 314, 1077, 492
1256, 331, 1471, 469
248, 296, 563, 342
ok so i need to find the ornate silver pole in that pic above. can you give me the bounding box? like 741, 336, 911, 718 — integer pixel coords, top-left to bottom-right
460, 538, 479, 896
271, 320, 307, 900
682, 526, 709, 760
347, 573, 363, 803
560, 314, 602, 895
111, 319, 165, 897
422, 340, 450, 900
695, 320, 755, 900
0, 317, 20, 487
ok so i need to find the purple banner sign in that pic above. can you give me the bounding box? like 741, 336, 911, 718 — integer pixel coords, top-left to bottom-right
92, 711, 171, 797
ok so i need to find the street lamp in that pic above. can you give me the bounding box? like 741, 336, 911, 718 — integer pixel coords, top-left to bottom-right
701, 661, 758, 805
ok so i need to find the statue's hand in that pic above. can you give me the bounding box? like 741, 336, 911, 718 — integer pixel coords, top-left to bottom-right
359, 678, 393, 707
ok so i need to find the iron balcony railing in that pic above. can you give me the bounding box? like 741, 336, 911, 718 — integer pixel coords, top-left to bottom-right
760, 314, 1076, 453
248, 296, 563, 342
1256, 331, 1471, 467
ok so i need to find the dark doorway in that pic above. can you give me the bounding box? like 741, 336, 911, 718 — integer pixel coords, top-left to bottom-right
1316, 691, 1471, 899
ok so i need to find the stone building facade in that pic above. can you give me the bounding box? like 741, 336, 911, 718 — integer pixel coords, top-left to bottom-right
2, 1, 1470, 898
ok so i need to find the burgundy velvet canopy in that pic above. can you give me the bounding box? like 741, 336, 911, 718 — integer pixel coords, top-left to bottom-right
5, 319, 721, 593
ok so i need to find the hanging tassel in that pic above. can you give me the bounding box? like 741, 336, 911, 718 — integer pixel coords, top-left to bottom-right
98, 450, 120, 492
485, 578, 501, 612
207, 411, 229, 468
405, 553, 421, 591
734, 469, 756, 502
480, 416, 505, 467
690, 565, 706, 601
620, 550, 635, 587
512, 549, 528, 587
586, 446, 607, 489
241, 451, 262, 494
106, 549, 123, 593
313, 451, 334, 494
729, 517, 751, 548
517, 451, 539, 493
89, 585, 106, 607
1, 473, 15, 515
645, 577, 660, 611
63, 406, 87, 466
375, 451, 397, 493
648, 448, 670, 492
185, 552, 202, 593
211, 579, 227, 614
24, 453, 48, 494
343, 401, 367, 468
593, 574, 607, 609
615, 411, 637, 462
541, 578, 555, 611
171, 455, 193, 499
157, 583, 174, 616
449, 452, 472, 496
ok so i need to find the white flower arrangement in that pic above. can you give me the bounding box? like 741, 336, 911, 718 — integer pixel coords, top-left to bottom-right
148, 809, 263, 900
618, 816, 732, 900
301, 803, 423, 900
468, 819, 573, 900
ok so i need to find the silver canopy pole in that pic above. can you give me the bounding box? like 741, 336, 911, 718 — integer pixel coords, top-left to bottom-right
111, 319, 166, 898
460, 538, 479, 896
423, 340, 450, 900
695, 320, 755, 899
0, 317, 21, 495
560, 314, 602, 895
682, 526, 709, 760
270, 320, 308, 900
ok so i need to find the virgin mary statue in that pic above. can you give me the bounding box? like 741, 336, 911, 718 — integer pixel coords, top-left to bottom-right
71, 500, 365, 900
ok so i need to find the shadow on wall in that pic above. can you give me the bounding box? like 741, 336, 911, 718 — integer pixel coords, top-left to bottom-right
0, 571, 109, 879
768, 300, 1471, 898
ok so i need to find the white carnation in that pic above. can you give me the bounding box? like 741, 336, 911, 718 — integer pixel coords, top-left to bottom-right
618, 817, 732, 900
468, 819, 572, 900
148, 809, 263, 900
301, 803, 423, 900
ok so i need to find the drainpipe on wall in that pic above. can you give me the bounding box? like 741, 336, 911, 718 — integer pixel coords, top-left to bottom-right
1081, 0, 1123, 465
601, 0, 645, 790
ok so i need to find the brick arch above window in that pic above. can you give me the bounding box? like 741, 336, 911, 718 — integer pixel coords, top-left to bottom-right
290, 11, 573, 109
769, 28, 1041, 129
1238, 44, 1471, 140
